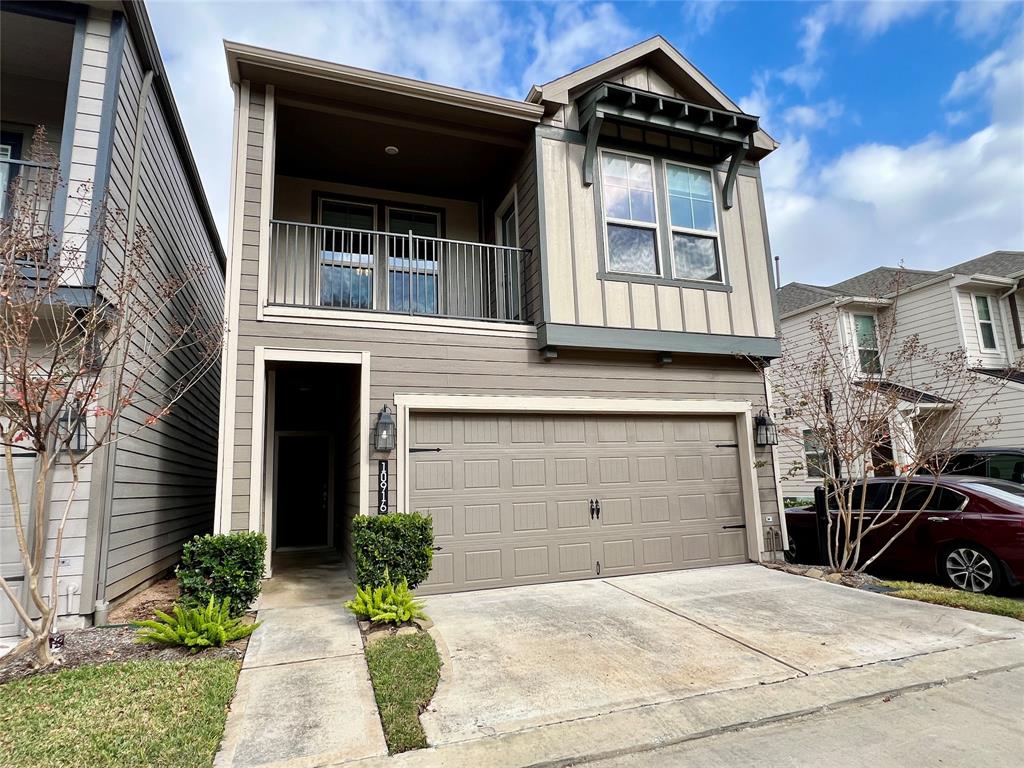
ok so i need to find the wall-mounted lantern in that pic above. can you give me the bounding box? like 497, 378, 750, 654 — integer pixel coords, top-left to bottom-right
374, 405, 396, 453
754, 410, 778, 447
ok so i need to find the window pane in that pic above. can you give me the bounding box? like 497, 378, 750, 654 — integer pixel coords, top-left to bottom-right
321, 265, 372, 308
691, 200, 716, 232
859, 349, 882, 375
388, 209, 438, 237
607, 225, 658, 275
628, 157, 653, 188
855, 315, 878, 349
975, 295, 992, 322
669, 195, 694, 229
672, 234, 721, 281
980, 322, 997, 350
603, 183, 631, 219
688, 168, 713, 200
602, 154, 629, 184
666, 165, 690, 194
501, 207, 517, 246
629, 189, 655, 222
321, 200, 374, 230
988, 454, 1024, 482
389, 271, 438, 314
803, 429, 826, 478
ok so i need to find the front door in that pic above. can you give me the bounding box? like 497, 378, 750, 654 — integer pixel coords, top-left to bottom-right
275, 434, 332, 549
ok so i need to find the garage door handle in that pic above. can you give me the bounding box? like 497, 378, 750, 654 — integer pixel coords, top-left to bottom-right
722, 524, 746, 529
432, 546, 443, 551
596, 500, 601, 520
590, 499, 596, 520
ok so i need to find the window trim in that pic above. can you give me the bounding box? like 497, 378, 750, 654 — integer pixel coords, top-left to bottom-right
316, 197, 378, 310
495, 184, 519, 248
972, 293, 1000, 352
598, 147, 662, 277
663, 159, 724, 285
851, 312, 882, 375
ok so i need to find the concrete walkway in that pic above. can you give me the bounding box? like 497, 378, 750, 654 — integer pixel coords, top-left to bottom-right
215, 552, 387, 768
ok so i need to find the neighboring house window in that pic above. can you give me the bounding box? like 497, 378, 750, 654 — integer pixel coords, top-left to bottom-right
974, 295, 998, 351
802, 429, 826, 478
319, 199, 375, 309
387, 208, 441, 314
600, 151, 659, 275
853, 314, 881, 374
665, 163, 721, 282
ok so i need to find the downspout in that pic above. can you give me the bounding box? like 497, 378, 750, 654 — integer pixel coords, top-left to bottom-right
92, 69, 155, 626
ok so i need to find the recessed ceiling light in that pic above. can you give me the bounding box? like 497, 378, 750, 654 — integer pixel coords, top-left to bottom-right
384, 145, 399, 156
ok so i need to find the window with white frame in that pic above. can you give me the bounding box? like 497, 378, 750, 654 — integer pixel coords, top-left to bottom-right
318, 199, 375, 309
599, 151, 659, 275
665, 163, 722, 282
802, 429, 826, 478
853, 313, 881, 374
974, 295, 998, 351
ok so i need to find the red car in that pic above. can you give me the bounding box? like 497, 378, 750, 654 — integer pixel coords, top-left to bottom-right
785, 476, 1024, 593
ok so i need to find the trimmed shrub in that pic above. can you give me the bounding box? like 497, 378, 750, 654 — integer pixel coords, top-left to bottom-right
176, 532, 267, 615
134, 596, 259, 651
352, 513, 433, 589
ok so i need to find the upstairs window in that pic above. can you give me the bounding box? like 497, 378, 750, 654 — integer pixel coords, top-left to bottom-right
802, 429, 826, 478
666, 163, 722, 282
853, 314, 881, 374
974, 295, 998, 351
600, 151, 659, 275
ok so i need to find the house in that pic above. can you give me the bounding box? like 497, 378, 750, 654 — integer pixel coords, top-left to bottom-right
216, 36, 788, 593
0, 0, 224, 644
775, 251, 1024, 500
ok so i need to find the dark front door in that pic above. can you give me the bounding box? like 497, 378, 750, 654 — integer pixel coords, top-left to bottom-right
275, 434, 331, 549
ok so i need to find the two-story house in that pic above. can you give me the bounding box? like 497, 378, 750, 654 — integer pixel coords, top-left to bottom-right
1, 0, 224, 646
216, 37, 787, 593
776, 251, 1024, 501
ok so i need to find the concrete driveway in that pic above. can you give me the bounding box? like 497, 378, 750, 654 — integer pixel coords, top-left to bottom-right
419, 564, 1022, 748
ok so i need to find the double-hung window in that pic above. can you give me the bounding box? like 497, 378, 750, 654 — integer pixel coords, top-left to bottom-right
318, 200, 375, 309
974, 295, 998, 351
666, 163, 722, 282
600, 152, 659, 275
802, 429, 826, 478
387, 208, 441, 315
853, 313, 881, 374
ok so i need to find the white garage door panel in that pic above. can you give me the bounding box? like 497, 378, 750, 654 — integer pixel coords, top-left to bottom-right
411, 413, 749, 594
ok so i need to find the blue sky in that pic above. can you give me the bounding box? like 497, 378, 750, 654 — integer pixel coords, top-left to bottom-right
149, 0, 1024, 285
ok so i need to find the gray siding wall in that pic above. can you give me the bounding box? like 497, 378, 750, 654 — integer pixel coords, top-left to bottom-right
97, 31, 224, 602
227, 84, 779, 543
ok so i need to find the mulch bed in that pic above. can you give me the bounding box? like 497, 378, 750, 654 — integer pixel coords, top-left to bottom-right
0, 623, 251, 686
107, 577, 180, 624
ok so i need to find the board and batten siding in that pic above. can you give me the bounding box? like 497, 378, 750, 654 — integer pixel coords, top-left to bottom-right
537, 135, 776, 338
95, 30, 224, 603
224, 84, 779, 545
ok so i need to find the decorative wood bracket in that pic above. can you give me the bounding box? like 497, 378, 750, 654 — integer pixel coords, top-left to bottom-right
722, 138, 749, 210
583, 113, 603, 187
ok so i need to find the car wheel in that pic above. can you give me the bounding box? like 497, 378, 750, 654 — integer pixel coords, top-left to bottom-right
942, 545, 1002, 594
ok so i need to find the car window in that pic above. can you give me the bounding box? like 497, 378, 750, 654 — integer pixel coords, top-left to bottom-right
947, 453, 985, 475
987, 454, 1024, 483
961, 481, 1024, 509
827, 482, 891, 510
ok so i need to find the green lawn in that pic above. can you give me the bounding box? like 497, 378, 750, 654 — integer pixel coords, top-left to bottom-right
364, 632, 441, 753
0, 659, 239, 768
883, 581, 1024, 621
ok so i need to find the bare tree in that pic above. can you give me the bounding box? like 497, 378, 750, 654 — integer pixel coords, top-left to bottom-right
772, 273, 1020, 573
0, 129, 222, 666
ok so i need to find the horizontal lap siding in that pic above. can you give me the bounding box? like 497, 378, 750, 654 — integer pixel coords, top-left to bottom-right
101, 33, 224, 601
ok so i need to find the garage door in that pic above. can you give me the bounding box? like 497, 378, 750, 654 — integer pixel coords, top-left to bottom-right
1, 450, 36, 639
410, 413, 749, 594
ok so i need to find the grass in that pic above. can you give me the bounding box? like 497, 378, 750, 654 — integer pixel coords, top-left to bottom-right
0, 659, 239, 768
883, 581, 1024, 621
364, 632, 442, 753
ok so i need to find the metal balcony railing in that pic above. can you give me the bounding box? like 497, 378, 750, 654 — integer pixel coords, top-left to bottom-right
1, 159, 58, 232
269, 220, 527, 322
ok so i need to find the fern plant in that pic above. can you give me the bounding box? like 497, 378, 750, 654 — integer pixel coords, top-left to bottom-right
134, 596, 259, 651
346, 569, 427, 626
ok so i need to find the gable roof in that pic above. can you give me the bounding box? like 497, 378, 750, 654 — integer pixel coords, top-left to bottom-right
779, 251, 1024, 317
526, 36, 776, 156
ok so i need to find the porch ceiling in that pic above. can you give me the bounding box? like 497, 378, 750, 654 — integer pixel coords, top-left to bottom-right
275, 102, 525, 201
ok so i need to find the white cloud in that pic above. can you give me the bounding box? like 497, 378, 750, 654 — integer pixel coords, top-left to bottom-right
764, 27, 1024, 285
782, 99, 844, 130
955, 0, 1018, 37
147, 1, 638, 241
681, 0, 730, 38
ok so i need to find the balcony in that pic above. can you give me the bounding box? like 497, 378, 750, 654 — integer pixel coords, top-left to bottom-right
269, 220, 527, 323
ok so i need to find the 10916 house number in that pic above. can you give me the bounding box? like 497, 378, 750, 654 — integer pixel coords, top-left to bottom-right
377, 460, 388, 514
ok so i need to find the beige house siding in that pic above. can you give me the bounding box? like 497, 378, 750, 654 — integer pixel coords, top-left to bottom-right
93, 29, 224, 603
536, 135, 776, 338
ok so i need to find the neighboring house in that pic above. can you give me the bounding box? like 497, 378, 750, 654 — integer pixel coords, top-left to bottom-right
1, 1, 224, 644
776, 251, 1024, 500
216, 35, 789, 594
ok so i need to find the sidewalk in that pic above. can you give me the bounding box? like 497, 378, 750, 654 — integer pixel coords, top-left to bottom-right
215, 553, 387, 768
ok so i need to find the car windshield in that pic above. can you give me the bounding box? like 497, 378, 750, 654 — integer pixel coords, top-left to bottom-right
960, 479, 1024, 509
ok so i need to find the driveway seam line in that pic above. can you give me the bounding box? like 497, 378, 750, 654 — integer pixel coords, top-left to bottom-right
515, 661, 1024, 768
601, 580, 809, 676
242, 651, 364, 671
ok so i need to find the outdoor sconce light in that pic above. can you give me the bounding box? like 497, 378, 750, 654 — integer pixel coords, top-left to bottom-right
754, 410, 779, 447
374, 405, 396, 453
